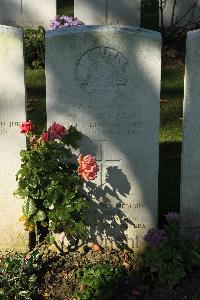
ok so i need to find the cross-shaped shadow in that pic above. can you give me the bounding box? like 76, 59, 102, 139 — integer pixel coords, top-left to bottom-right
85, 163, 133, 250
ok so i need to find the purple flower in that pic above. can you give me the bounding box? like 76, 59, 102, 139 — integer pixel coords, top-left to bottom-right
165, 212, 183, 224
49, 16, 85, 30
192, 229, 200, 242
144, 229, 167, 247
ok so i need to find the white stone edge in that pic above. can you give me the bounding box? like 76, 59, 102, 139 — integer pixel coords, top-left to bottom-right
46, 25, 161, 40
187, 29, 200, 39
0, 24, 23, 36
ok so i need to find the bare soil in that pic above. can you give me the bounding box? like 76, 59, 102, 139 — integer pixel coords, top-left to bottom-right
40, 248, 200, 300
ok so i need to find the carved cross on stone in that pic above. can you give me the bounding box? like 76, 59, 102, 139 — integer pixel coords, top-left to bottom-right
96, 140, 121, 186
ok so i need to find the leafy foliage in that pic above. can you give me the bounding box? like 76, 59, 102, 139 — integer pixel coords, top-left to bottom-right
73, 263, 127, 300
15, 122, 90, 251
24, 27, 45, 69
0, 249, 42, 299
143, 213, 200, 284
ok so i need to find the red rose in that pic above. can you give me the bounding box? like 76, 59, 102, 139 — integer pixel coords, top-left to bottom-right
48, 122, 67, 140
42, 131, 50, 141
20, 120, 33, 134
77, 154, 99, 181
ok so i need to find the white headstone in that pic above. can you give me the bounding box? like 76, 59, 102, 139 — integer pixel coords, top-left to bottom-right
160, 0, 200, 27
46, 26, 161, 250
0, 0, 56, 29
181, 29, 200, 234
0, 25, 27, 251
74, 0, 141, 26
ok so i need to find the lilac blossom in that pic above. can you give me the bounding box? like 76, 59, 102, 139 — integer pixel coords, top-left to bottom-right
144, 228, 167, 247
192, 229, 200, 242
165, 212, 183, 224
49, 16, 84, 30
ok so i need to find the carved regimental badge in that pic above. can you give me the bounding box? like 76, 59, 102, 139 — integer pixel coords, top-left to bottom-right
76, 47, 128, 98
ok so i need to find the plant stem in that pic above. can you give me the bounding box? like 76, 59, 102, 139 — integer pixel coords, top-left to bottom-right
35, 223, 39, 246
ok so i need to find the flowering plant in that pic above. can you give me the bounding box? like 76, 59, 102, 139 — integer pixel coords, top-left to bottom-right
143, 212, 200, 284
15, 121, 98, 251
49, 15, 84, 30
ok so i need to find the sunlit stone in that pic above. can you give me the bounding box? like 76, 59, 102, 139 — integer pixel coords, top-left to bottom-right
0, 25, 28, 252
46, 25, 161, 250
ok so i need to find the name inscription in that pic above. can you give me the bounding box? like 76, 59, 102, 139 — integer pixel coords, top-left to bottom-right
0, 121, 21, 135
64, 103, 148, 137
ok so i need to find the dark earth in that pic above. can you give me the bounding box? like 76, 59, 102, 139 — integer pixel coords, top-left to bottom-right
39, 247, 200, 300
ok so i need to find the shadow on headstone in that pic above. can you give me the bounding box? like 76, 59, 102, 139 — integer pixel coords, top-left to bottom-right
85, 166, 132, 250
77, 135, 132, 249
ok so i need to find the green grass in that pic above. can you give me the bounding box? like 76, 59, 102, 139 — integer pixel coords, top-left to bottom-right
160, 67, 184, 144
26, 69, 46, 131
57, 0, 74, 16
160, 98, 183, 143
161, 67, 184, 101
159, 66, 184, 225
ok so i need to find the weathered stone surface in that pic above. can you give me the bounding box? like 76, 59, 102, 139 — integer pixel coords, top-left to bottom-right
74, 0, 106, 25
0, 0, 56, 29
46, 26, 161, 250
107, 0, 141, 26
160, 0, 200, 27
181, 29, 200, 234
74, 0, 141, 26
0, 26, 28, 252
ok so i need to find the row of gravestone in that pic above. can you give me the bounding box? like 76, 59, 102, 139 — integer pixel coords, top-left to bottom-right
0, 24, 199, 252
75, 0, 200, 27
0, 0, 200, 29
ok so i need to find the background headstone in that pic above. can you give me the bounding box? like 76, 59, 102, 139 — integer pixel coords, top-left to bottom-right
46, 26, 161, 250
160, 0, 200, 27
74, 0, 106, 25
181, 29, 200, 234
74, 0, 141, 26
0, 25, 27, 251
0, 0, 56, 29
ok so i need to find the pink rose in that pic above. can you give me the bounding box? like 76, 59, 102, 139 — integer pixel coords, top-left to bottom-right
24, 254, 31, 260
42, 131, 50, 141
77, 154, 99, 181
48, 122, 67, 140
20, 120, 33, 134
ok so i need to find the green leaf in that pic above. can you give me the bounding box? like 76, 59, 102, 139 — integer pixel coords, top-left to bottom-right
22, 198, 37, 217
41, 221, 48, 227
0, 288, 5, 295
18, 290, 30, 296
34, 210, 46, 222
65, 191, 74, 201
48, 223, 56, 231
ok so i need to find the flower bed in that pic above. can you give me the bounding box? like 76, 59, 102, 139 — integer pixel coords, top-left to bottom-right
0, 245, 200, 299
